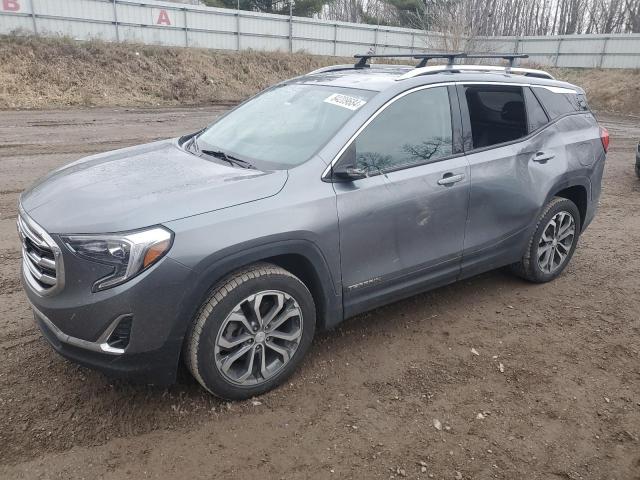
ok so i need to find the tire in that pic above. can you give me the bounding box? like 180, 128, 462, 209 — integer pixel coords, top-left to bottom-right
185, 263, 315, 400
511, 197, 581, 283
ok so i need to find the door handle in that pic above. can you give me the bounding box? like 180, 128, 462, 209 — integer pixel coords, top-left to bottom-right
437, 173, 465, 186
533, 151, 555, 163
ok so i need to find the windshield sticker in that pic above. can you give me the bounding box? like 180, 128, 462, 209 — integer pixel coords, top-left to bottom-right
324, 93, 367, 111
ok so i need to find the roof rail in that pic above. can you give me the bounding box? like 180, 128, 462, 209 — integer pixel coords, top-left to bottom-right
353, 52, 464, 69
396, 64, 554, 81
307, 64, 367, 75
464, 53, 529, 70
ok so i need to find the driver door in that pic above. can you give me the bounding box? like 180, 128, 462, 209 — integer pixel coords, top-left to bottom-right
331, 85, 470, 317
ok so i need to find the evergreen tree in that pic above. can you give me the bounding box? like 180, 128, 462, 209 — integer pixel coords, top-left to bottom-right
202, 0, 326, 16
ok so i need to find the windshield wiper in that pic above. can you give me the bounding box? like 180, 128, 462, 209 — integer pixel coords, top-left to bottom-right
200, 149, 255, 169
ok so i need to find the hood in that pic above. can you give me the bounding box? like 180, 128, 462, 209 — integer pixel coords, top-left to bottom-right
20, 139, 288, 234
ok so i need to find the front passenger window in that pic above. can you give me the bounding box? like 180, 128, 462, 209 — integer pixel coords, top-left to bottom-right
352, 87, 453, 173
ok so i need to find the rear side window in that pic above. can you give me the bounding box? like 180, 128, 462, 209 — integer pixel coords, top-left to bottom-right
575, 94, 590, 111
351, 86, 453, 172
524, 87, 549, 132
532, 87, 587, 119
464, 85, 527, 149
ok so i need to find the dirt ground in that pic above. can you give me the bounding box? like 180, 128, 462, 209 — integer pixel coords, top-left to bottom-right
0, 107, 639, 480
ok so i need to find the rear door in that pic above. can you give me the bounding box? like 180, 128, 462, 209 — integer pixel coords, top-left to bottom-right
457, 83, 559, 275
332, 85, 470, 316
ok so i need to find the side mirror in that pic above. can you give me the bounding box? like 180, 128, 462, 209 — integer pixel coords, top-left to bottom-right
332, 165, 368, 181
331, 143, 367, 181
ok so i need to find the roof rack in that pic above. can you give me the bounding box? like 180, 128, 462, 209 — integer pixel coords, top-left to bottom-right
353, 52, 464, 69
464, 53, 529, 70
307, 52, 553, 81
352, 52, 529, 69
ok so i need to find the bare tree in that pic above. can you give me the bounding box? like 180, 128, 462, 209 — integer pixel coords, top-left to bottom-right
320, 0, 640, 35
625, 0, 640, 32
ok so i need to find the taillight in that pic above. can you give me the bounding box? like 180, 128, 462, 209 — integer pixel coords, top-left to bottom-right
600, 126, 610, 153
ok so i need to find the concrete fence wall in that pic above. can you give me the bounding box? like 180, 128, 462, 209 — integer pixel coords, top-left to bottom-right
1, 0, 639, 68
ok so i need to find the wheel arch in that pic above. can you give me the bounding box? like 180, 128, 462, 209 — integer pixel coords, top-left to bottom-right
543, 177, 590, 232
554, 185, 588, 231
263, 252, 335, 331
174, 239, 343, 350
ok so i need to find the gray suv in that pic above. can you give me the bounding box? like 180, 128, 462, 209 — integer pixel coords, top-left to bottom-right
18, 54, 608, 399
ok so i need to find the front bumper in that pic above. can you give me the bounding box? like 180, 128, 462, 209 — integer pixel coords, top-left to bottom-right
23, 246, 195, 385
33, 306, 179, 384
31, 302, 131, 355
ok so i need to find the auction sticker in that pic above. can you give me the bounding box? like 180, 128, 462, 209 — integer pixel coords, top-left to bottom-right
323, 93, 367, 110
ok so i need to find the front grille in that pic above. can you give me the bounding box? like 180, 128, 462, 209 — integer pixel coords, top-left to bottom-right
17, 212, 63, 295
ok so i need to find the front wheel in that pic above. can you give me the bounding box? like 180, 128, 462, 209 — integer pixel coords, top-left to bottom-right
511, 197, 581, 283
185, 263, 316, 400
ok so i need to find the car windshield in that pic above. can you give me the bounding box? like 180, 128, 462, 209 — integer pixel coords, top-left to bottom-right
195, 84, 376, 170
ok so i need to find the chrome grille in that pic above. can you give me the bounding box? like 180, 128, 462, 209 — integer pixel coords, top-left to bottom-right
17, 210, 64, 295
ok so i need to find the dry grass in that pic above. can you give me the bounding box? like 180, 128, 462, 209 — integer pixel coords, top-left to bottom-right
0, 35, 349, 109
0, 34, 638, 114
550, 67, 640, 115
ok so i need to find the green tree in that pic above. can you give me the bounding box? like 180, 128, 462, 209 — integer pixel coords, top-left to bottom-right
382, 0, 459, 29
202, 0, 326, 16
383, 0, 423, 26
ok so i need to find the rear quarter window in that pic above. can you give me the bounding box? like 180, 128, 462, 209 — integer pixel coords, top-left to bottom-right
524, 87, 549, 132
532, 87, 588, 119
575, 94, 590, 111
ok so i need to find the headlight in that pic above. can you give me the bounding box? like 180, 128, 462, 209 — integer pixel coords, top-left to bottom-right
61, 226, 173, 291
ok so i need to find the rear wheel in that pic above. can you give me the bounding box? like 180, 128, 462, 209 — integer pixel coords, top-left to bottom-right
185, 263, 315, 400
511, 197, 581, 283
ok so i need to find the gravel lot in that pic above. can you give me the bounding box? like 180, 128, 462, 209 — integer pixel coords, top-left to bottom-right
0, 107, 639, 480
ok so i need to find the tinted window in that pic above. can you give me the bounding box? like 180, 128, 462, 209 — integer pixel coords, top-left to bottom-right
351, 87, 452, 172
464, 85, 527, 149
524, 87, 549, 132
575, 94, 590, 111
197, 84, 375, 170
532, 87, 583, 119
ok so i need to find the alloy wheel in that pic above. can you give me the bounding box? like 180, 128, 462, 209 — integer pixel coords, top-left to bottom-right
537, 211, 576, 274
214, 290, 303, 386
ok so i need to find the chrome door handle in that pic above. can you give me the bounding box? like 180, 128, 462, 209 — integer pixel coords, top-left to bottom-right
533, 151, 555, 163
438, 173, 465, 186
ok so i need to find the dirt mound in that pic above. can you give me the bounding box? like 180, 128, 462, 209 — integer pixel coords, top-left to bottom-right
0, 34, 639, 114
0, 35, 341, 108
554, 67, 640, 115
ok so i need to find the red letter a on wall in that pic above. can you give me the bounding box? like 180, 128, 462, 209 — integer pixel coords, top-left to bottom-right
2, 0, 21, 11
157, 9, 171, 25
